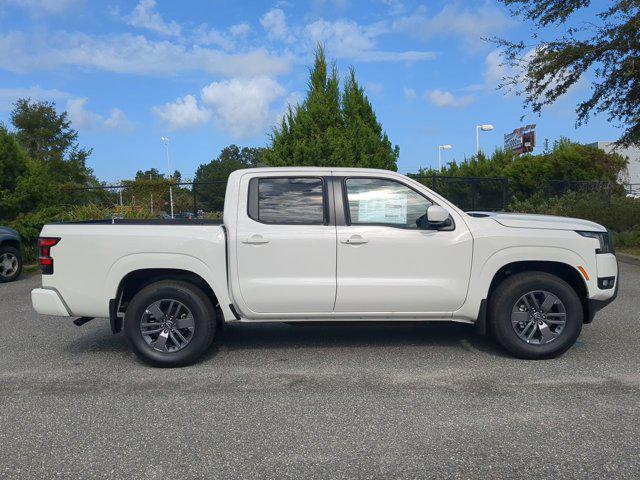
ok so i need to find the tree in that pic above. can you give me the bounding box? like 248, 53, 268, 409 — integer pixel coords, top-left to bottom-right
339, 68, 399, 170
264, 45, 398, 170
0, 126, 28, 193
493, 1, 640, 145
0, 126, 30, 219
135, 168, 164, 180
10, 99, 96, 186
194, 145, 267, 211
11, 99, 91, 163
1, 99, 111, 221
418, 139, 627, 201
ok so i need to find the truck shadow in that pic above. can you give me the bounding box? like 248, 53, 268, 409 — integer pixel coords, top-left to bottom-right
66, 321, 508, 361
205, 322, 508, 359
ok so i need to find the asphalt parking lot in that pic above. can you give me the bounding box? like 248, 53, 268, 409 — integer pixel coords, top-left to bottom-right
1, 264, 640, 479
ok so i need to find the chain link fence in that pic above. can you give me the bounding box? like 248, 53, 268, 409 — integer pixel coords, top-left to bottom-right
61, 176, 638, 219
408, 175, 510, 211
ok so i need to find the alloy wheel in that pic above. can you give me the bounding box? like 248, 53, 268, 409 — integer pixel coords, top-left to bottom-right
511, 290, 567, 345
0, 252, 18, 278
140, 299, 196, 352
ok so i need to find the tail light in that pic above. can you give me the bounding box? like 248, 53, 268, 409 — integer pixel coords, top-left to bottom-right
38, 237, 60, 275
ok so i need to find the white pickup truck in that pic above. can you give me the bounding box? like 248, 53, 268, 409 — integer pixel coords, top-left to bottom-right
31, 167, 618, 366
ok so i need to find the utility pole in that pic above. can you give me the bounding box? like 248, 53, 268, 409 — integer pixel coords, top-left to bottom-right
149, 173, 153, 214
438, 145, 452, 171
161, 137, 174, 219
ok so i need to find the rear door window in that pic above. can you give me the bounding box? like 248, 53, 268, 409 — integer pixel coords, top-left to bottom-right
249, 177, 326, 225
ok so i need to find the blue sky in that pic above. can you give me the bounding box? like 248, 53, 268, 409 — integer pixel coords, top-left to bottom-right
0, 0, 621, 182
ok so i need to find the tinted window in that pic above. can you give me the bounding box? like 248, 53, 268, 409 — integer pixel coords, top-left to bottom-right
255, 177, 325, 224
345, 178, 433, 228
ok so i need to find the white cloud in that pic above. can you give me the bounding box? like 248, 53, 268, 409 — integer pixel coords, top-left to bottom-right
456, 49, 513, 94
0, 86, 133, 131
306, 19, 374, 54
380, 0, 405, 15
484, 49, 506, 88
66, 97, 134, 131
426, 89, 474, 108
304, 19, 435, 63
1, 0, 79, 15
313, 0, 350, 8
365, 81, 383, 95
152, 95, 211, 131
482, 47, 586, 103
0, 85, 70, 110
275, 91, 303, 125
125, 0, 181, 37
0, 31, 291, 77
66, 97, 102, 128
104, 108, 135, 131
230, 22, 251, 37
403, 87, 416, 100
260, 8, 291, 42
193, 25, 235, 51
201, 77, 286, 138
393, 3, 513, 48
282, 91, 302, 111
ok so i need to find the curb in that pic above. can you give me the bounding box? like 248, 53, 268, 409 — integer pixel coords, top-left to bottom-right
618, 253, 640, 267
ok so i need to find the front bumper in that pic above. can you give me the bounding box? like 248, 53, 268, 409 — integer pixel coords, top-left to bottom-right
31, 288, 71, 316
585, 255, 619, 323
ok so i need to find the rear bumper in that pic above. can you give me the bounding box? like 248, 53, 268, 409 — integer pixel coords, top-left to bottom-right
31, 288, 71, 316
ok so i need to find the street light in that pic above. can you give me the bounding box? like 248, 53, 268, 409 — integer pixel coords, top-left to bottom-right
161, 136, 174, 219
475, 124, 494, 154
437, 144, 452, 171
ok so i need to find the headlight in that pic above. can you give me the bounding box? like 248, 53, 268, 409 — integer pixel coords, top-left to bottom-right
576, 230, 614, 254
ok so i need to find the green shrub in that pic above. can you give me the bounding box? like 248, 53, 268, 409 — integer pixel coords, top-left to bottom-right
509, 192, 640, 246
10, 206, 65, 262
613, 229, 640, 248
420, 139, 627, 202
11, 203, 154, 263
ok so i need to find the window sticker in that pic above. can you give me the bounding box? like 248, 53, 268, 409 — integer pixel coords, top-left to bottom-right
357, 193, 407, 224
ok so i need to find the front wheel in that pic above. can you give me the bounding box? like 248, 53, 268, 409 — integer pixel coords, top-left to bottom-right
124, 280, 217, 367
488, 271, 583, 359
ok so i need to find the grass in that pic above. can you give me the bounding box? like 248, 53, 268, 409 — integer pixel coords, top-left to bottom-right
22, 263, 40, 274
618, 246, 640, 257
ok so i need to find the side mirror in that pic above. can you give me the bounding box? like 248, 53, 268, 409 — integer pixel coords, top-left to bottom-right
426, 205, 449, 225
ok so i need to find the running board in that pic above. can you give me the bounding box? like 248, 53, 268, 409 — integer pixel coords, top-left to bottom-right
73, 317, 95, 326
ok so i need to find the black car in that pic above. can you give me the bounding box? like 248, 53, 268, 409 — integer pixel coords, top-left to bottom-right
0, 226, 22, 282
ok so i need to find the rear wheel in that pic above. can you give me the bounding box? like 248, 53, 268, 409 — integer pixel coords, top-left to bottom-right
124, 280, 217, 367
0, 246, 22, 283
488, 271, 583, 359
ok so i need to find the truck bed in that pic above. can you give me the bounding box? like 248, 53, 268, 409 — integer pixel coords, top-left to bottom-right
38, 221, 229, 318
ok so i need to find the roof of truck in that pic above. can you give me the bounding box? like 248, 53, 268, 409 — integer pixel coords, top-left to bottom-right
230, 166, 406, 175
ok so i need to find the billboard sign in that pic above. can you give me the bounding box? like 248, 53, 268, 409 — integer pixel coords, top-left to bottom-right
504, 124, 536, 154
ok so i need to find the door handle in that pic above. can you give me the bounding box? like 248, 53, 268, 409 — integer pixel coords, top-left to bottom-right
243, 234, 270, 245
341, 235, 368, 245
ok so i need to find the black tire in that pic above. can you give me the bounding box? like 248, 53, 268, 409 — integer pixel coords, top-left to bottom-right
488, 271, 583, 359
124, 280, 217, 367
0, 245, 22, 283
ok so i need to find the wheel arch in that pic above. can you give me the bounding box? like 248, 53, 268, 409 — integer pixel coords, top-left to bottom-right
112, 268, 222, 333
0, 238, 21, 250
487, 260, 590, 323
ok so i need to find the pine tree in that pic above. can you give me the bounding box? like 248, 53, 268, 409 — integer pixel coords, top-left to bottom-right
264, 46, 398, 170
340, 68, 398, 170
